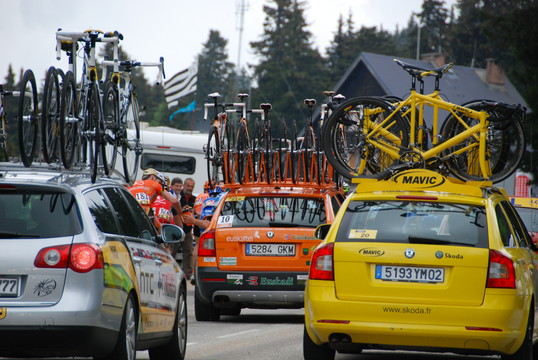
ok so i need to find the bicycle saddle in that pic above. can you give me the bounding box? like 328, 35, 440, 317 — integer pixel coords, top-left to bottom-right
394, 58, 452, 77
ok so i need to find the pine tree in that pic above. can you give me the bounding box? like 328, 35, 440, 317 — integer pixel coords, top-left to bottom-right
250, 0, 327, 132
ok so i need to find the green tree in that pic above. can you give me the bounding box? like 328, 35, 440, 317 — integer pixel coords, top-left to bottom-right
326, 13, 357, 82
250, 0, 328, 132
416, 0, 449, 54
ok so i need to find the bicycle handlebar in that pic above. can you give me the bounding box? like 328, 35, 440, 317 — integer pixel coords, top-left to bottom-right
100, 58, 166, 85
56, 30, 122, 61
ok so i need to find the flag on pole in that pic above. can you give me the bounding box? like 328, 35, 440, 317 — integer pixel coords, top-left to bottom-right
164, 60, 198, 109
169, 100, 196, 120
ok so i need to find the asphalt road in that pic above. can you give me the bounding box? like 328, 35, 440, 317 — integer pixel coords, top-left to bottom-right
1, 282, 501, 360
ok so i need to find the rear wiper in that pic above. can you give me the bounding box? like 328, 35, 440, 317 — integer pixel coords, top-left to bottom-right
407, 235, 474, 247
0, 232, 41, 238
268, 222, 314, 228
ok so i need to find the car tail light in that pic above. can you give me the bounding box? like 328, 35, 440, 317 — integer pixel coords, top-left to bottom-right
309, 243, 334, 280
199, 229, 216, 256
35, 243, 104, 273
487, 250, 515, 288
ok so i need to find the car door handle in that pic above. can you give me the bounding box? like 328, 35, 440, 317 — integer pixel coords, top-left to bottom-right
132, 256, 142, 264
154, 259, 163, 266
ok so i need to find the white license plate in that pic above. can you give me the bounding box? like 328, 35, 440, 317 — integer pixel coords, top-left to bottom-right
245, 243, 295, 256
0, 277, 20, 297
375, 265, 444, 283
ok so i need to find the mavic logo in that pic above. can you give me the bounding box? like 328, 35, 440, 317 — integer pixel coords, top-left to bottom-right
358, 248, 385, 257
393, 170, 445, 188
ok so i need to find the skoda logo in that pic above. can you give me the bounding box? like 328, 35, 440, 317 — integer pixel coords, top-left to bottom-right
435, 251, 444, 259
267, 231, 274, 238
404, 248, 415, 259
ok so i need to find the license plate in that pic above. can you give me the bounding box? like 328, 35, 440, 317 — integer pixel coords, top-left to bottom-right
0, 277, 20, 297
375, 265, 444, 283
245, 243, 295, 256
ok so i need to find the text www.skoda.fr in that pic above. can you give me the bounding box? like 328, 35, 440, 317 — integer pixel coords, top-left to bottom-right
382, 306, 432, 314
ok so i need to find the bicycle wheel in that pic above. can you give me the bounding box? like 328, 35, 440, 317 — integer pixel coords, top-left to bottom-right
18, 69, 39, 167
86, 83, 102, 183
322, 97, 409, 179
290, 121, 298, 184
42, 66, 61, 163
102, 81, 120, 176
236, 121, 250, 184
440, 100, 525, 183
303, 127, 315, 182
59, 71, 79, 169
122, 94, 141, 183
206, 126, 223, 189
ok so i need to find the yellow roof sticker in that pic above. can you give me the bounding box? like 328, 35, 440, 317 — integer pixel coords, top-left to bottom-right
351, 169, 491, 198
510, 197, 538, 208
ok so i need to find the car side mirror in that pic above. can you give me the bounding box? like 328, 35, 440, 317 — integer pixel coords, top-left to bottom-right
314, 224, 331, 240
161, 224, 185, 243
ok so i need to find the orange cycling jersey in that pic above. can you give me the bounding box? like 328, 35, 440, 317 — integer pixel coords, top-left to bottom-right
128, 179, 163, 211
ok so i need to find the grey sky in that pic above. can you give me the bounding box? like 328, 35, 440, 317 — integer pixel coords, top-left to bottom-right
1, 0, 456, 84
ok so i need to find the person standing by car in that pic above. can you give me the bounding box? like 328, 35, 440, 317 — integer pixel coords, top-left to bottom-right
180, 177, 196, 282
128, 169, 180, 230
170, 177, 183, 201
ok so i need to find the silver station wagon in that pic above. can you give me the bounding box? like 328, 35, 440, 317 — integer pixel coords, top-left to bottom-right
0, 166, 187, 360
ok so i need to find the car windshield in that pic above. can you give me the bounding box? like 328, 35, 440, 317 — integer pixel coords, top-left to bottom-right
0, 191, 82, 238
515, 207, 538, 232
218, 196, 326, 228
337, 200, 488, 247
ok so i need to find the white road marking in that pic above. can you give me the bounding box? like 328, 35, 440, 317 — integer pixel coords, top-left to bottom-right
216, 328, 260, 339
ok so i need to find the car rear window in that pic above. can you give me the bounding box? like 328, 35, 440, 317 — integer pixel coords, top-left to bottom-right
336, 200, 488, 247
0, 191, 82, 238
219, 196, 326, 228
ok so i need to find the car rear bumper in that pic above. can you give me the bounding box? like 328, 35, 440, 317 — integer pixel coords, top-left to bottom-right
196, 266, 307, 308
304, 280, 529, 356
0, 325, 117, 357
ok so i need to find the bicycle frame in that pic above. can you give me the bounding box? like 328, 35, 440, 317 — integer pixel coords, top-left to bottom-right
358, 78, 490, 179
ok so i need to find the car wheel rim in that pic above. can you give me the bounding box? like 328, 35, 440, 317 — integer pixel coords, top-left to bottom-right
125, 300, 137, 360
178, 292, 187, 354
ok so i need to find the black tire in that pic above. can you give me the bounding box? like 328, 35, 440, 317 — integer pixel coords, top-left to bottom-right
42, 66, 61, 163
500, 309, 533, 360
122, 94, 141, 183
18, 69, 38, 167
440, 100, 525, 183
303, 127, 315, 182
148, 286, 187, 360
206, 126, 222, 189
290, 121, 298, 184
86, 83, 102, 183
322, 97, 409, 179
102, 81, 120, 176
98, 295, 138, 360
194, 288, 220, 321
236, 122, 250, 184
303, 326, 335, 360
59, 71, 78, 169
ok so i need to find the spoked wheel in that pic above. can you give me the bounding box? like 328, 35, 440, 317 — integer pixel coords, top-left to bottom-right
42, 66, 61, 164
206, 126, 223, 189
18, 69, 39, 167
440, 100, 525, 183
290, 121, 298, 184
102, 81, 120, 176
236, 122, 250, 184
86, 83, 103, 183
122, 95, 141, 183
302, 126, 315, 182
59, 71, 79, 169
322, 97, 409, 179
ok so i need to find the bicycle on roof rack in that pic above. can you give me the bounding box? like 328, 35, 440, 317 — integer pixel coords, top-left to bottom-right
322, 58, 526, 183
55, 29, 121, 182
0, 70, 39, 167
101, 50, 165, 183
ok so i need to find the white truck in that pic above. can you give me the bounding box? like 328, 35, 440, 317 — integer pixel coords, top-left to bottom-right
115, 123, 208, 194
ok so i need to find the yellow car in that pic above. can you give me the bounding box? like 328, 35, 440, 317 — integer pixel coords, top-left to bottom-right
304, 169, 538, 360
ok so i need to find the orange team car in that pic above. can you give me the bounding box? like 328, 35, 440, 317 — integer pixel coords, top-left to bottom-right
194, 182, 346, 321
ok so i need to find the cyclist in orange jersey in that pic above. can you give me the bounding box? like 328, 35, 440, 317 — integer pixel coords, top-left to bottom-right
128, 168, 181, 230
